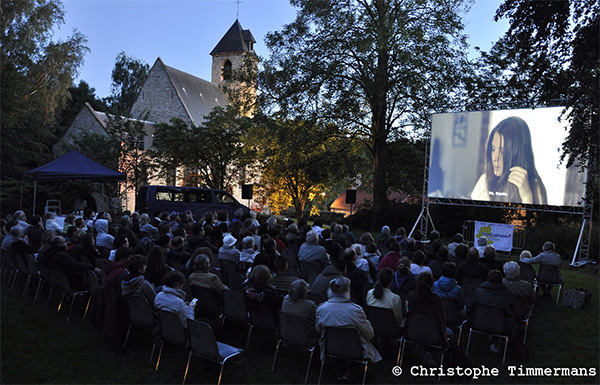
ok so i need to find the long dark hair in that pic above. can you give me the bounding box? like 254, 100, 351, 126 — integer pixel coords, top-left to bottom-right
373, 267, 394, 299
485, 116, 547, 204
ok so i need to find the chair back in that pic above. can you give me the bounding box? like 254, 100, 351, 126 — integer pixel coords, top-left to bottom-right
12, 251, 29, 274
324, 327, 364, 361
472, 305, 506, 336
158, 309, 187, 346
249, 305, 277, 332
306, 271, 319, 287
517, 261, 536, 283
220, 259, 238, 276
300, 261, 321, 281
223, 290, 248, 322
510, 294, 531, 321
0, 248, 18, 270
23, 253, 40, 278
404, 313, 445, 347
38, 261, 52, 282
191, 284, 222, 319
187, 319, 222, 362
279, 311, 311, 348
50, 269, 75, 296
227, 271, 246, 293
537, 264, 561, 285
127, 294, 156, 329
366, 306, 399, 339
461, 277, 483, 287
463, 284, 479, 308
441, 298, 460, 327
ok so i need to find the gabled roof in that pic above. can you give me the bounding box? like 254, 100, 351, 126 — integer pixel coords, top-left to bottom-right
158, 58, 228, 125
210, 19, 256, 55
85, 102, 110, 128
24, 150, 125, 181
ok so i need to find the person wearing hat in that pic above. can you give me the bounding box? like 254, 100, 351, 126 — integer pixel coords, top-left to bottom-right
316, 276, 382, 381
218, 234, 240, 263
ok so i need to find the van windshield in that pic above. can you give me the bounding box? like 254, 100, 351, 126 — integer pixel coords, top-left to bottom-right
155, 189, 211, 203
214, 191, 235, 204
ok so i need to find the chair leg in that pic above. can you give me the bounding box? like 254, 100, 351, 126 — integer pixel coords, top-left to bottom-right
271, 339, 281, 371
217, 361, 226, 385
523, 322, 529, 344
57, 292, 66, 313
34, 279, 44, 303
466, 329, 473, 357
395, 340, 402, 366
45, 284, 54, 309
361, 362, 368, 385
123, 323, 133, 350
149, 343, 157, 364
244, 325, 253, 351
83, 294, 92, 318
398, 339, 406, 367
155, 342, 164, 371
67, 293, 80, 322
501, 337, 508, 366
305, 348, 314, 383
182, 351, 192, 385
555, 284, 562, 305
23, 275, 32, 297
457, 326, 463, 346
317, 355, 325, 385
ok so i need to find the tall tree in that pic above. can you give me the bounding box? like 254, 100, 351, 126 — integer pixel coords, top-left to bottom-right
57, 80, 107, 134
1, 0, 88, 179
105, 51, 149, 116
260, 0, 471, 226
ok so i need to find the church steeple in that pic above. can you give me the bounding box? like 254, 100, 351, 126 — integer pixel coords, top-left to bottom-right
210, 20, 256, 84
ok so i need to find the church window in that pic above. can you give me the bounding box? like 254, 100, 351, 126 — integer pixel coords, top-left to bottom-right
222, 60, 232, 81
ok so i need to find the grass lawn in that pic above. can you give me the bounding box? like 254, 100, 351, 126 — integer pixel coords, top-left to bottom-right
1, 265, 598, 384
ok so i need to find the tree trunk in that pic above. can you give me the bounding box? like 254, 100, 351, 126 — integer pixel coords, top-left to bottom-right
372, 126, 387, 229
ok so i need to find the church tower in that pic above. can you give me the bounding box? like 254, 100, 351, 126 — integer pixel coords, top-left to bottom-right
210, 20, 256, 85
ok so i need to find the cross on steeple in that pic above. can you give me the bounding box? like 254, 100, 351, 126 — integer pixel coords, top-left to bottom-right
235, 0, 242, 19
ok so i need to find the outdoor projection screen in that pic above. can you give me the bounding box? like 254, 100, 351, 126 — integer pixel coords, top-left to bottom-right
428, 107, 586, 207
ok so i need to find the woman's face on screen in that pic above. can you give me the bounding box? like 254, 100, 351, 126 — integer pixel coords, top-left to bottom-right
491, 133, 504, 177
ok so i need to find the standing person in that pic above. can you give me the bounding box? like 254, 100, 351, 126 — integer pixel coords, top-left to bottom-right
316, 276, 382, 382
471, 116, 547, 204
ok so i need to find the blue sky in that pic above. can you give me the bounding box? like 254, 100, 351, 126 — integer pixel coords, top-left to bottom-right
53, 0, 509, 99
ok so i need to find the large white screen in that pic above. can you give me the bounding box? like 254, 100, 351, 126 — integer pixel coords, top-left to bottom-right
428, 107, 586, 207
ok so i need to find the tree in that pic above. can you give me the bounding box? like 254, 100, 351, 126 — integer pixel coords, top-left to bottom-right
57, 80, 107, 134
148, 106, 250, 190
248, 114, 361, 219
260, 0, 471, 226
105, 51, 149, 115
1, 0, 88, 179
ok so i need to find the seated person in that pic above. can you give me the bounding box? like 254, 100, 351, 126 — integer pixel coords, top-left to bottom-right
121, 254, 156, 306
390, 257, 417, 298
46, 236, 101, 291
410, 251, 432, 276
481, 245, 504, 274
154, 270, 196, 328
245, 265, 282, 323
188, 253, 228, 295
316, 276, 382, 381
407, 272, 449, 343
447, 233, 465, 259
428, 246, 449, 280
366, 267, 404, 327
282, 279, 319, 342
433, 262, 466, 319
218, 235, 240, 263
309, 258, 347, 300
378, 241, 402, 272
457, 247, 489, 286
503, 261, 536, 307
520, 241, 561, 298
470, 269, 515, 353
270, 255, 298, 294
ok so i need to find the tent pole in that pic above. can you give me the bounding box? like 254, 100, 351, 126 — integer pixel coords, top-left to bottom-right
33, 180, 37, 215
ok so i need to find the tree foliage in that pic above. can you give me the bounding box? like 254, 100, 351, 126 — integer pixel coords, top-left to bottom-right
148, 106, 250, 190
247, 115, 361, 219
105, 51, 149, 115
260, 0, 471, 225
1, 0, 88, 179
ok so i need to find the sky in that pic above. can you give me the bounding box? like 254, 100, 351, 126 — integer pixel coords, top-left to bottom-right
53, 0, 509, 99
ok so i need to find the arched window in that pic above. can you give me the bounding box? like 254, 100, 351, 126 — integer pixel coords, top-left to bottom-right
222, 60, 232, 81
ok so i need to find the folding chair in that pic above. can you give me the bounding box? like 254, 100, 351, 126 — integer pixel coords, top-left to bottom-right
246, 304, 278, 351
20, 252, 43, 300
183, 319, 244, 385
307, 291, 326, 305
272, 311, 318, 382
366, 306, 403, 365
123, 294, 158, 362
536, 264, 563, 304
399, 313, 447, 368
11, 251, 31, 296
517, 261, 537, 286
53, 269, 98, 322
191, 284, 223, 323
0, 248, 19, 290
227, 271, 246, 293
441, 298, 466, 345
318, 327, 369, 385
155, 309, 188, 371
466, 305, 509, 366
463, 284, 479, 309
511, 294, 533, 344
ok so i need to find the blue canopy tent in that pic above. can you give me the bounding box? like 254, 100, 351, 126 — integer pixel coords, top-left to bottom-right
23, 150, 126, 215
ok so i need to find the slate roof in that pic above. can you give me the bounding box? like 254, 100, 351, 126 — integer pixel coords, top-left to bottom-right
160, 59, 228, 126
210, 19, 256, 55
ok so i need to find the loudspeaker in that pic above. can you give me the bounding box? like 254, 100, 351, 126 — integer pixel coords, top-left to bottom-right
345, 189, 357, 204
242, 184, 253, 200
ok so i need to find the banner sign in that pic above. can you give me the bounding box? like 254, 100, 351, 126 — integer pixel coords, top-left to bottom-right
474, 221, 514, 252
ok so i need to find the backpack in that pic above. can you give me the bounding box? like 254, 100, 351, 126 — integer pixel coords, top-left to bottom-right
563, 289, 592, 309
